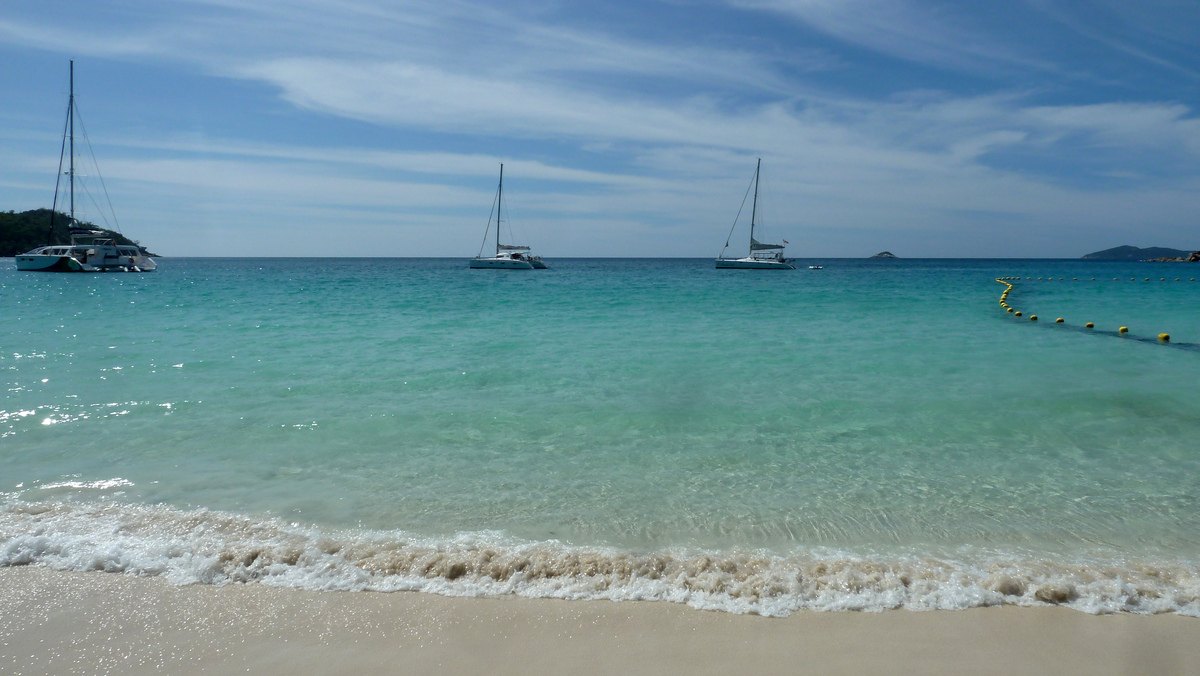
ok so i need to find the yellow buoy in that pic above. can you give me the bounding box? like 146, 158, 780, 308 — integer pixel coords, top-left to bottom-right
1073, 278, 1078, 280
1007, 308, 1014, 313
1131, 278, 1135, 281
1030, 315, 1038, 321
1055, 318, 1064, 323
1145, 278, 1150, 281
1159, 333, 1170, 342
1085, 323, 1094, 328
1015, 311, 1022, 317
1161, 278, 1166, 281
1119, 326, 1128, 333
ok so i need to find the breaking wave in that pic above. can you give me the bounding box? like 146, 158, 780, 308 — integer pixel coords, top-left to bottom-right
2, 499, 1198, 617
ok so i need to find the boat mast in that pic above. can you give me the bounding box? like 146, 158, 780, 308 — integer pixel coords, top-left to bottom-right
496, 163, 503, 257
69, 60, 75, 223
749, 157, 759, 256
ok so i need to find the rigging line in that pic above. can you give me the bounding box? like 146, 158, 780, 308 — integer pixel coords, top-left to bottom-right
49, 101, 72, 242
78, 175, 115, 232
756, 170, 770, 236
719, 168, 755, 258
501, 186, 516, 245
72, 100, 121, 234
477, 181, 500, 257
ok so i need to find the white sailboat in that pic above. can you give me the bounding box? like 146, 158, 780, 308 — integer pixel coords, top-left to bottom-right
15, 61, 156, 273
470, 163, 546, 270
716, 158, 794, 270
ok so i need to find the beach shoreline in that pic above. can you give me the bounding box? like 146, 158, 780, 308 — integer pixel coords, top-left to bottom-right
2, 566, 1197, 675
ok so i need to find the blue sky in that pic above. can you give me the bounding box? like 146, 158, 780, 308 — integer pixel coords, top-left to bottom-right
2, 0, 1198, 257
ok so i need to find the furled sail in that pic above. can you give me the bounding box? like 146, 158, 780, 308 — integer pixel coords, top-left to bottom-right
750, 238, 783, 250
498, 244, 530, 251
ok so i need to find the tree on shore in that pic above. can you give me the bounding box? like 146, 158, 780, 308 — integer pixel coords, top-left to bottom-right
0, 209, 145, 257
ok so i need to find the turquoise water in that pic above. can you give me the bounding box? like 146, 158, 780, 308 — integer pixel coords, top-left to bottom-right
3, 258, 1199, 614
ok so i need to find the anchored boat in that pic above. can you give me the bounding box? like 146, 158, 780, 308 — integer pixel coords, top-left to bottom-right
716, 158, 794, 270
15, 61, 156, 273
470, 163, 546, 270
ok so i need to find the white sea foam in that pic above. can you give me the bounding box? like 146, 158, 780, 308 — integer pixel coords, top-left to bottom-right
37, 478, 135, 491
2, 499, 1198, 616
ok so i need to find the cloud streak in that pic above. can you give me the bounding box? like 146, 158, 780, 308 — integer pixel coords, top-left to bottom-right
2, 0, 1199, 256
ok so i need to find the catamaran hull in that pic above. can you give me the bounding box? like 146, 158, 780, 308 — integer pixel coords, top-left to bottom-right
15, 253, 155, 272
470, 258, 535, 270
715, 258, 796, 269
15, 255, 87, 272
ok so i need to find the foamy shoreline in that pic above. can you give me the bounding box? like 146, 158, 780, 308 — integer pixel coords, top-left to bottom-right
2, 566, 1198, 675
6, 500, 1200, 617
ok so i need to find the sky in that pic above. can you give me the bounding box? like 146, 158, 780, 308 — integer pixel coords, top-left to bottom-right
1, 0, 1199, 257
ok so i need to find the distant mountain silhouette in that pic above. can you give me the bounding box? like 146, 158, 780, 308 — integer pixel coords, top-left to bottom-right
1081, 245, 1193, 261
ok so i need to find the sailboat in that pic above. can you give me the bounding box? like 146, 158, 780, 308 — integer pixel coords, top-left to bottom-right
470, 163, 546, 270
715, 158, 794, 269
15, 61, 156, 273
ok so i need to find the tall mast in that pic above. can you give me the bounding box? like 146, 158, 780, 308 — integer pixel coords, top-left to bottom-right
69, 60, 75, 222
749, 157, 760, 256
496, 163, 503, 256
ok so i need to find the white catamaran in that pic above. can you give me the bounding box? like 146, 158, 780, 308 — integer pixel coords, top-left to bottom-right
15, 61, 156, 273
716, 158, 794, 270
470, 163, 546, 270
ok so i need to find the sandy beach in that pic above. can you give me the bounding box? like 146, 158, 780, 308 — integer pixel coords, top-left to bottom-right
1, 566, 1196, 675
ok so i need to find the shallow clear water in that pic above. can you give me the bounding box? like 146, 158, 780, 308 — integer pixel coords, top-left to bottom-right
3, 258, 1199, 614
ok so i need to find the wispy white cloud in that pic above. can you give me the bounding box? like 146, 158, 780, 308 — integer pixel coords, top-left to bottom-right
3, 0, 1200, 256
1024, 0, 1200, 81
0, 18, 161, 57
729, 0, 1058, 76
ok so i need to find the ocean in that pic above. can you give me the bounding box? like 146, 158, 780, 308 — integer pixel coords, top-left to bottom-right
3, 257, 1199, 615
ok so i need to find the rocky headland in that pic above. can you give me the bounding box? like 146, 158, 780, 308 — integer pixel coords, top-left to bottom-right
1081, 245, 1198, 261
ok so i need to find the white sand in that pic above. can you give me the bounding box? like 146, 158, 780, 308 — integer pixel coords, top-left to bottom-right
1, 566, 1198, 675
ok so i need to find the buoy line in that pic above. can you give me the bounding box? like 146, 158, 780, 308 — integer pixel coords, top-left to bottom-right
995, 277, 1190, 346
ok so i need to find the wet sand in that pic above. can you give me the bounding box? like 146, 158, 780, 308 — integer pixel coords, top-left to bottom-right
1, 566, 1197, 675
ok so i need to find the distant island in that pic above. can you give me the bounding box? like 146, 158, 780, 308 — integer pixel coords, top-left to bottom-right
1081, 245, 1198, 261
870, 251, 897, 258
0, 209, 153, 257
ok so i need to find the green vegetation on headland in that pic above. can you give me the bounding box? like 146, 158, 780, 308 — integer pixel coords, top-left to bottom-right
0, 209, 153, 257
870, 251, 897, 258
1081, 245, 1199, 261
